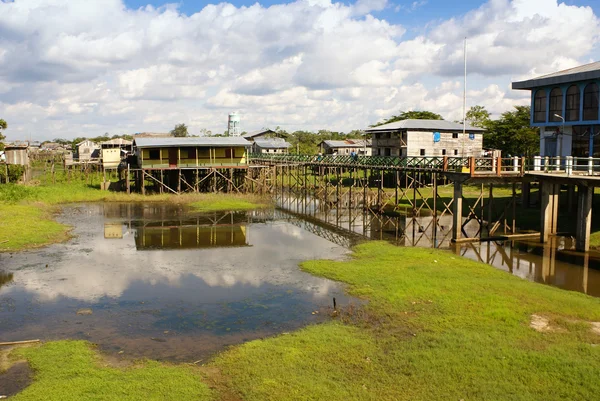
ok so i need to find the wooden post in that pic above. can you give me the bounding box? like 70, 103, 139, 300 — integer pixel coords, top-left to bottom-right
469, 156, 475, 176
452, 180, 463, 241
142, 171, 146, 195
540, 182, 558, 243
160, 170, 164, 194
496, 156, 502, 177
177, 169, 181, 193
443, 156, 448, 172
521, 182, 530, 208
126, 164, 131, 194
575, 185, 593, 252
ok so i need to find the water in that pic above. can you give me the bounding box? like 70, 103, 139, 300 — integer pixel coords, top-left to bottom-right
2, 199, 599, 362
0, 203, 354, 361
275, 194, 600, 297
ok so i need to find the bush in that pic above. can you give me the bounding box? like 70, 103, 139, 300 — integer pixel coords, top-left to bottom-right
0, 183, 34, 203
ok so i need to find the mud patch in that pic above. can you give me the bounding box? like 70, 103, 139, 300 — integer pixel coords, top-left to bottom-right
530, 314, 554, 332
0, 362, 32, 397
591, 322, 600, 335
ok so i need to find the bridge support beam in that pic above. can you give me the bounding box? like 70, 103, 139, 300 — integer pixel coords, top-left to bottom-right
521, 182, 530, 208
452, 181, 463, 241
575, 185, 593, 252
540, 182, 559, 243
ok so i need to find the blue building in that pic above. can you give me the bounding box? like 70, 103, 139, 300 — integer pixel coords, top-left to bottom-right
512, 62, 600, 158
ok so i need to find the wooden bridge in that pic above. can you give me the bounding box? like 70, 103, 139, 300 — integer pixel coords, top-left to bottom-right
249, 154, 600, 253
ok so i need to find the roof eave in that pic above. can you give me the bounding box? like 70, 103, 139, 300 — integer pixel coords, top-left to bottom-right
512, 70, 600, 90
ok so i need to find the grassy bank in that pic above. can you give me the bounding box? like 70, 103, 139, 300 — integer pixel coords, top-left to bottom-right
213, 242, 600, 400
5, 242, 600, 399
0, 182, 270, 252
7, 341, 211, 401
0, 203, 70, 251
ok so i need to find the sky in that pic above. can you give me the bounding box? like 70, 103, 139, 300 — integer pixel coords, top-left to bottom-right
0, 0, 599, 141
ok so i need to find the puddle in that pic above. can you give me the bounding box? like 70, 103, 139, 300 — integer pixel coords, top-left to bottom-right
0, 203, 355, 362
0, 362, 32, 397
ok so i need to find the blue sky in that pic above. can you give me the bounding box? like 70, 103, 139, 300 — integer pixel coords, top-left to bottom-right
123, 0, 600, 23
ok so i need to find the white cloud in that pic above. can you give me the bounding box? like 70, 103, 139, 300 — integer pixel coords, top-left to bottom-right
0, 0, 598, 141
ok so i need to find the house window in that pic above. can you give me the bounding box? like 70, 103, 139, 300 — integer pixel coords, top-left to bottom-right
583, 83, 599, 121
420, 149, 425, 156
182, 147, 197, 159
452, 133, 459, 139
454, 149, 458, 155
442, 149, 446, 155
565, 85, 580, 121
533, 89, 547, 123
225, 148, 233, 158
549, 87, 563, 122
198, 148, 209, 158
149, 149, 160, 159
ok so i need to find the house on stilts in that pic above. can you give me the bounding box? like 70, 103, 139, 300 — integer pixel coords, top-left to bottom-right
130, 137, 253, 194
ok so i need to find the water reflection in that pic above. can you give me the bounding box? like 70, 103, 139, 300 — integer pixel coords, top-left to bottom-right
0, 203, 353, 361
275, 194, 600, 297
0, 271, 13, 289
133, 217, 248, 250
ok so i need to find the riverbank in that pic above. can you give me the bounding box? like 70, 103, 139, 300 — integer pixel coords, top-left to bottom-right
0, 182, 270, 252
4, 242, 600, 400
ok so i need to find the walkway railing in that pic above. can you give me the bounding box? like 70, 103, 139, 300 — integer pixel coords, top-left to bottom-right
249, 153, 600, 177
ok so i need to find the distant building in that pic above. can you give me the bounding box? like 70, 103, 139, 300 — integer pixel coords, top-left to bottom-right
319, 139, 372, 156
4, 143, 29, 165
133, 132, 173, 138
512, 61, 600, 157
365, 119, 485, 157
101, 138, 133, 169
40, 142, 69, 152
242, 129, 278, 141
28, 141, 41, 153
132, 137, 252, 168
77, 140, 100, 161
252, 137, 292, 154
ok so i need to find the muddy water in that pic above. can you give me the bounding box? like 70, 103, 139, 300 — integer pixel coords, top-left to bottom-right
0, 204, 354, 361
275, 195, 600, 297
3, 199, 599, 363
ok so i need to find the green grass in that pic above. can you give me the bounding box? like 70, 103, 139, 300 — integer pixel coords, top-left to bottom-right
0, 203, 70, 251
212, 242, 600, 401
7, 242, 600, 400
189, 195, 268, 212
9, 341, 212, 401
0, 182, 270, 252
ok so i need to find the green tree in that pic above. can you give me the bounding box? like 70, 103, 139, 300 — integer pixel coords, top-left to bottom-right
0, 118, 7, 151
466, 105, 491, 128
485, 106, 539, 157
171, 123, 189, 137
372, 110, 443, 127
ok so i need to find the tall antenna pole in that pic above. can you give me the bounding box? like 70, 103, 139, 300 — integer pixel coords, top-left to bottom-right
462, 37, 467, 158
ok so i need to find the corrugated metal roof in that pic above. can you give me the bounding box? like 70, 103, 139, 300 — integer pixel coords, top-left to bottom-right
101, 138, 132, 146
243, 129, 276, 138
321, 139, 370, 148
512, 61, 600, 90
365, 119, 485, 132
133, 137, 252, 148
254, 138, 292, 149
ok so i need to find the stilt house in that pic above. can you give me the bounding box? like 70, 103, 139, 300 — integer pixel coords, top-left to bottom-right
132, 137, 251, 168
